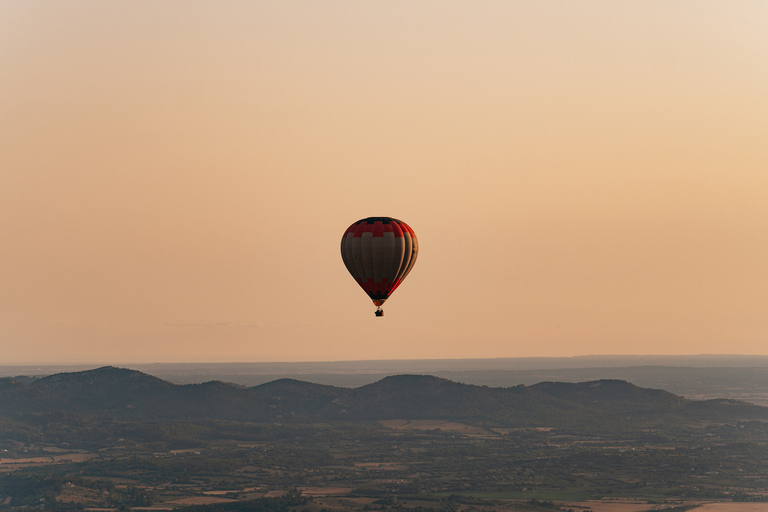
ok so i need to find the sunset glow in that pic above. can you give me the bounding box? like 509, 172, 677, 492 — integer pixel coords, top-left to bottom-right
1, 1, 767, 363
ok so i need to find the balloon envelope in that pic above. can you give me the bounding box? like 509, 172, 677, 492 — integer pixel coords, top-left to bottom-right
340, 217, 418, 308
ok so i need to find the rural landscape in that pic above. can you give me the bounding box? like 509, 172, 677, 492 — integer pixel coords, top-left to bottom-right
2, 366, 768, 512
4, 2, 768, 512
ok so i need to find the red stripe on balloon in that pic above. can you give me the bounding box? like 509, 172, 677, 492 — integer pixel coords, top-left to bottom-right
373, 221, 384, 237
352, 222, 366, 238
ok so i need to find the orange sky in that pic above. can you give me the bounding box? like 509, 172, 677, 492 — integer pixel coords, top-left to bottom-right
1, 1, 767, 364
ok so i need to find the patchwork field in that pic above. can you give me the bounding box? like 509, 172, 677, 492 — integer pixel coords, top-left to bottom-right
695, 505, 768, 511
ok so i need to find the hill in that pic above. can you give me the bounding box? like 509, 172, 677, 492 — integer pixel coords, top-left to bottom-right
2, 367, 767, 428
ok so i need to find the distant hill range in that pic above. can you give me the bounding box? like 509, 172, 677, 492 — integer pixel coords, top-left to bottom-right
1, 367, 767, 427
4, 356, 768, 407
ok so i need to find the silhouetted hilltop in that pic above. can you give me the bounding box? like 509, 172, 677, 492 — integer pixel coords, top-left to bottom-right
253, 377, 346, 401
36, 365, 170, 392
1, 367, 767, 427
336, 375, 579, 424
32, 366, 174, 414
532, 379, 686, 411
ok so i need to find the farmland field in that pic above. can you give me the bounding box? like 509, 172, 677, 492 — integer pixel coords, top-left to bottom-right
696, 504, 768, 511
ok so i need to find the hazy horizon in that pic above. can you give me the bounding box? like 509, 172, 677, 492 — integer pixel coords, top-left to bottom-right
4, 353, 768, 372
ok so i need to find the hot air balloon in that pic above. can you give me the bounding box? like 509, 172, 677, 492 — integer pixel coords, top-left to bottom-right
340, 217, 418, 316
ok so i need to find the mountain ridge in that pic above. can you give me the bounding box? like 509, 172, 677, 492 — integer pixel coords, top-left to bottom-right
1, 366, 767, 427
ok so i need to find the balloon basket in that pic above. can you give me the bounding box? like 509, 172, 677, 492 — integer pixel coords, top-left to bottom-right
375, 308, 384, 317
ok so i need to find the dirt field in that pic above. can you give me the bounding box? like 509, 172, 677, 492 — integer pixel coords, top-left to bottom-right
42, 446, 69, 452
565, 499, 686, 512
0, 456, 53, 464
169, 448, 201, 455
53, 453, 99, 462
695, 504, 768, 511
168, 496, 237, 505
298, 487, 354, 496
354, 462, 408, 470
0, 453, 98, 465
566, 502, 768, 512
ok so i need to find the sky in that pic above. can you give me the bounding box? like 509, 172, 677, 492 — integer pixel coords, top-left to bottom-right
1, 1, 767, 364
